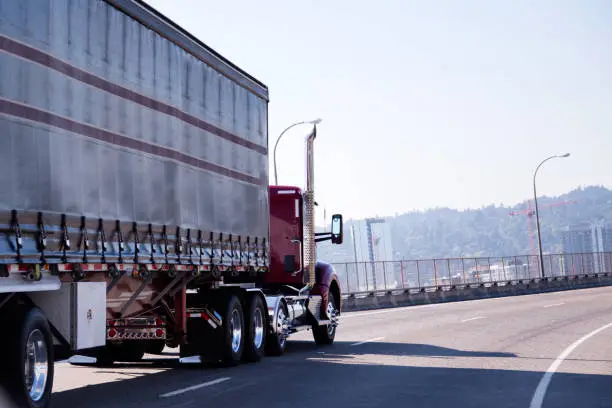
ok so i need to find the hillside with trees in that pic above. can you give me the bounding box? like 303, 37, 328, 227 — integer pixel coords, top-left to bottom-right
386, 186, 612, 259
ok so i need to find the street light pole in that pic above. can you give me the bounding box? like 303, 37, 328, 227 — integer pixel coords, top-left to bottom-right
533, 153, 570, 279
273, 118, 322, 185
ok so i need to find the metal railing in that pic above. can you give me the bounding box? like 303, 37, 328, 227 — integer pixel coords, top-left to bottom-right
333, 252, 612, 295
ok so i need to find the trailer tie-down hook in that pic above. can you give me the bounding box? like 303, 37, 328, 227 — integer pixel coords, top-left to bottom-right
24, 265, 42, 282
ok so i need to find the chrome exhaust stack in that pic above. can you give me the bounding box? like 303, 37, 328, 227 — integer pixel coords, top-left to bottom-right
302, 125, 317, 288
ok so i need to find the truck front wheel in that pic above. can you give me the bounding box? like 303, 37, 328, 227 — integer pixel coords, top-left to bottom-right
312, 291, 338, 345
2, 306, 54, 408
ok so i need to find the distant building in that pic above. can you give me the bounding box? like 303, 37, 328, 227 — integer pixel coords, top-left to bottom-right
561, 222, 612, 274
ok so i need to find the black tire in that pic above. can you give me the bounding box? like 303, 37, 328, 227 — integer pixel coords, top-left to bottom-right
243, 295, 266, 363
2, 306, 54, 408
265, 302, 288, 357
145, 340, 166, 355
313, 291, 338, 345
219, 294, 245, 366
88, 341, 146, 366
114, 342, 146, 362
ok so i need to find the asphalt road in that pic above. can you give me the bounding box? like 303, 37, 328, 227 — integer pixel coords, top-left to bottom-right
51, 286, 612, 408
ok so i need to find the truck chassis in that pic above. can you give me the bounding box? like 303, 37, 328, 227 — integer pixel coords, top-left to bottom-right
0, 259, 340, 408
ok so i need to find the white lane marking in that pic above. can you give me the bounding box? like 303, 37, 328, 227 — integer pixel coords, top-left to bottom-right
350, 337, 385, 346
160, 377, 231, 398
529, 322, 612, 408
543, 302, 565, 308
461, 316, 485, 323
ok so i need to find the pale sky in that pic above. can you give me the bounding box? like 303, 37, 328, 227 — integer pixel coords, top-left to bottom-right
147, 0, 612, 219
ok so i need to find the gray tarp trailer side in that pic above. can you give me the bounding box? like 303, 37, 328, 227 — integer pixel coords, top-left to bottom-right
0, 0, 270, 266
0, 4, 343, 408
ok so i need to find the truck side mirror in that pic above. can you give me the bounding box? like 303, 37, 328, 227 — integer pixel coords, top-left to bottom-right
331, 214, 343, 244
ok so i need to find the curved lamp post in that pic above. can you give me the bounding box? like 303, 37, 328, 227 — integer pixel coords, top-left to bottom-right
533, 153, 570, 278
273, 118, 322, 185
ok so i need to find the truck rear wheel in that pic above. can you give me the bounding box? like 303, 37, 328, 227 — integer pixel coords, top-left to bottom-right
243, 295, 266, 362
218, 294, 245, 366
313, 291, 338, 345
2, 306, 54, 408
265, 301, 288, 356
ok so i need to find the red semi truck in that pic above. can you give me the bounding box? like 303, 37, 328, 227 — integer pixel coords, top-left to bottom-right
0, 1, 344, 407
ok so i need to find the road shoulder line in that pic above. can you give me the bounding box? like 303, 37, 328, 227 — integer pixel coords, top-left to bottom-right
529, 322, 612, 408
350, 337, 385, 346
160, 377, 231, 398
461, 316, 486, 323
543, 302, 566, 308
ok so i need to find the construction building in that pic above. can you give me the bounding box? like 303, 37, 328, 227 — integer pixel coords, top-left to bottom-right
561, 222, 612, 274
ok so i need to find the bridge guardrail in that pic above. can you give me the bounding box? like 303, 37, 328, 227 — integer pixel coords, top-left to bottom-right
334, 251, 612, 297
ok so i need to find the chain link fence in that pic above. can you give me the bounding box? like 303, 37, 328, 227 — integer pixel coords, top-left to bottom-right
333, 252, 612, 295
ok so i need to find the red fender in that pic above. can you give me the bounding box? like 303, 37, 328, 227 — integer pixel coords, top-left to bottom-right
312, 261, 341, 317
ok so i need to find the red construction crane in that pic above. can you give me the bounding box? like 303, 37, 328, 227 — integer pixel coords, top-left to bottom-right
509, 199, 577, 276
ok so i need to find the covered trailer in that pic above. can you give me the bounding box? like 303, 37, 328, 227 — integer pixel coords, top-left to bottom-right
0, 0, 270, 266
0, 2, 344, 408
0, 0, 271, 406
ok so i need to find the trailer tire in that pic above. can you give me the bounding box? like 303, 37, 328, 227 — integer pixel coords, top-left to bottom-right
265, 301, 288, 357
89, 342, 146, 366
219, 294, 244, 366
243, 295, 266, 362
2, 306, 54, 408
145, 340, 166, 355
312, 291, 338, 345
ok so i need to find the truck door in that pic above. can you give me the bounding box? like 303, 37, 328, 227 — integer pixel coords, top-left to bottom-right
266, 187, 303, 285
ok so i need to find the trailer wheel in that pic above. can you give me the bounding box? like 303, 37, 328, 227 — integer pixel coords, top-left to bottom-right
3, 306, 54, 408
243, 295, 266, 362
145, 340, 166, 355
313, 291, 338, 345
265, 301, 288, 356
88, 342, 146, 366
219, 294, 244, 366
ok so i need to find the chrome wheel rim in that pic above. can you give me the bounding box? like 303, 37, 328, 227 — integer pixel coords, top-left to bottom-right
253, 307, 264, 349
327, 299, 337, 337
24, 329, 48, 402
230, 309, 243, 353
277, 307, 287, 348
